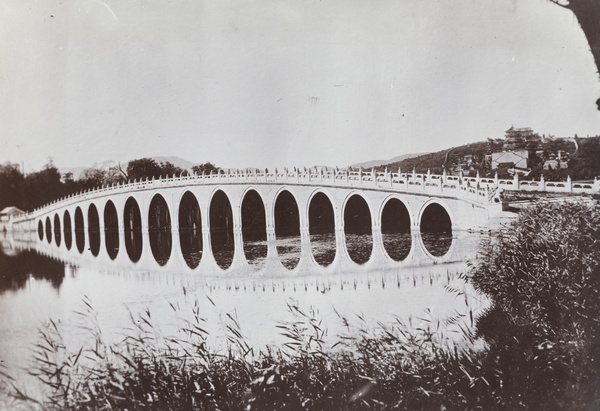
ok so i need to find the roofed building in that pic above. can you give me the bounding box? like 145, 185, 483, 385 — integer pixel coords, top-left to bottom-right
491, 150, 529, 170
504, 126, 540, 150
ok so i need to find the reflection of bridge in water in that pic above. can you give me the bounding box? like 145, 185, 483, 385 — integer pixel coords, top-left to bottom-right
5, 228, 483, 277
7, 168, 593, 275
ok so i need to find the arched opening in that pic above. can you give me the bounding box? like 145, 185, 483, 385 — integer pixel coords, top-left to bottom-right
381, 198, 411, 261
209, 190, 234, 269
37, 220, 44, 241
420, 203, 452, 257
53, 214, 61, 247
274, 190, 301, 269
45, 217, 52, 243
178, 191, 202, 269
74, 207, 85, 253
241, 190, 267, 268
63, 211, 72, 250
88, 204, 101, 257
149, 194, 172, 266
104, 201, 119, 260
309, 192, 336, 266
124, 197, 143, 263
344, 195, 372, 264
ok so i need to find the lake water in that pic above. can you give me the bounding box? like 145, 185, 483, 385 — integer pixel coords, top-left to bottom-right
0, 230, 488, 400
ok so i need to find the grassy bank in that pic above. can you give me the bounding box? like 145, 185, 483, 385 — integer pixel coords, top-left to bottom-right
3, 201, 599, 410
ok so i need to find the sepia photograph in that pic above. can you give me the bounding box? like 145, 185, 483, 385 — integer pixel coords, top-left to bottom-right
1, 0, 599, 409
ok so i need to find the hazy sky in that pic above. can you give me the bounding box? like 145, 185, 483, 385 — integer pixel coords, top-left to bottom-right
1, 0, 599, 172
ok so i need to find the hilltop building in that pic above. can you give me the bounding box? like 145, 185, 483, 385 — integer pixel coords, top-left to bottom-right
491, 150, 529, 170
504, 126, 541, 150
543, 150, 569, 170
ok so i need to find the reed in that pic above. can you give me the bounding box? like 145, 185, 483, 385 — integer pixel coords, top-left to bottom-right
3, 292, 492, 410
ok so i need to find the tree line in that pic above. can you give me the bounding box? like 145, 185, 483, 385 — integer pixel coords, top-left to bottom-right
0, 158, 220, 212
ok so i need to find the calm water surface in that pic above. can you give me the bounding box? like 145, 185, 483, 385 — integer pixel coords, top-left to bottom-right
0, 230, 488, 399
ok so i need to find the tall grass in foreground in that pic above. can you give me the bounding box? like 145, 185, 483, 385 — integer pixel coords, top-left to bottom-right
5, 294, 492, 410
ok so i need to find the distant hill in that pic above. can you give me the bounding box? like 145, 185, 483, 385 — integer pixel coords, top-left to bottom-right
149, 156, 197, 171
376, 141, 493, 175
373, 136, 600, 181
351, 153, 428, 169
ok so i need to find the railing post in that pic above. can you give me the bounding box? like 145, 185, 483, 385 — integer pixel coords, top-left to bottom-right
359, 168, 362, 185
566, 175, 572, 193
540, 174, 546, 191
513, 172, 519, 190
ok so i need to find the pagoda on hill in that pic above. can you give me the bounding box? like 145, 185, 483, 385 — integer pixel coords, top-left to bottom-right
504, 126, 541, 150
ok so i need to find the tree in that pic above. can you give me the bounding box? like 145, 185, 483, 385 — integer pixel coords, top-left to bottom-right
21, 160, 64, 210
159, 161, 186, 177
126, 158, 163, 182
0, 162, 24, 210
78, 165, 107, 190
550, 0, 600, 110
105, 163, 127, 186
191, 162, 220, 175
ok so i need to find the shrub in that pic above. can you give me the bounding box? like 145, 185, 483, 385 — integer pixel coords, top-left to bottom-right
471, 200, 600, 410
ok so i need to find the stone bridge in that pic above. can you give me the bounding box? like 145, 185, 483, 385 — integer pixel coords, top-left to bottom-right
6, 168, 599, 274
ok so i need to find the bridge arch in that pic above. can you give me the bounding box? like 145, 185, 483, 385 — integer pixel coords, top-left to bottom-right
44, 216, 52, 243
124, 197, 143, 263
418, 199, 453, 258
74, 206, 85, 253
53, 213, 61, 247
104, 200, 119, 260
38, 220, 44, 241
88, 203, 101, 257
148, 193, 172, 266
63, 210, 72, 250
418, 199, 453, 232
379, 196, 412, 262
342, 192, 373, 265
209, 189, 234, 270
273, 188, 301, 270
240, 188, 267, 268
178, 190, 202, 268
307, 190, 336, 266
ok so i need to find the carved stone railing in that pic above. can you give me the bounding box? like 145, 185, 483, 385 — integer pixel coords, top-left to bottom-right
9, 167, 600, 224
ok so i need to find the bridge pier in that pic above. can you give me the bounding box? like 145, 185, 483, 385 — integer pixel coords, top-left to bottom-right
164, 228, 186, 271
97, 210, 107, 260
369, 225, 390, 265
116, 228, 131, 266
200, 205, 217, 269
230, 226, 249, 271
